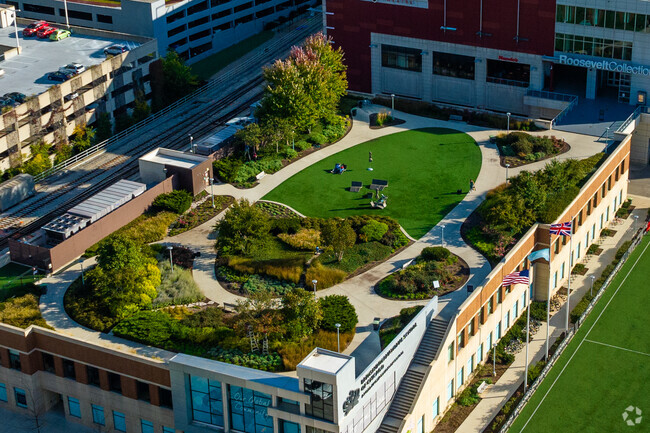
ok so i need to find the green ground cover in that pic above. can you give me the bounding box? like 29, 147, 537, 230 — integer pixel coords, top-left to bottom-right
509, 235, 650, 433
0, 263, 40, 300
191, 31, 274, 80
263, 128, 481, 239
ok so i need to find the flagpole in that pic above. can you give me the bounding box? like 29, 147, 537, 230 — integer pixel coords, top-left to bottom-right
546, 232, 552, 360
524, 277, 531, 392
565, 223, 573, 331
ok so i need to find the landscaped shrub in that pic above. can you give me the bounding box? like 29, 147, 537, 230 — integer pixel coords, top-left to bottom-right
323, 124, 346, 142
305, 262, 346, 289
319, 295, 358, 332
282, 148, 298, 160
213, 157, 243, 183
0, 294, 52, 329
318, 242, 392, 274
294, 140, 311, 151
530, 301, 548, 322
527, 360, 546, 385
309, 132, 327, 145
615, 240, 632, 261
153, 190, 193, 214
233, 159, 283, 184
207, 347, 282, 371
570, 293, 594, 324
360, 220, 389, 242
228, 256, 304, 284
64, 277, 118, 332
153, 262, 203, 307
112, 310, 175, 345
572, 263, 586, 275
278, 330, 354, 370
420, 246, 451, 262
587, 243, 600, 255
241, 275, 296, 296
457, 382, 482, 406
278, 228, 321, 251
270, 217, 302, 235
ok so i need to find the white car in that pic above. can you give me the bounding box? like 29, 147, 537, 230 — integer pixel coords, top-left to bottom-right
59, 63, 85, 75
0, 69, 4, 77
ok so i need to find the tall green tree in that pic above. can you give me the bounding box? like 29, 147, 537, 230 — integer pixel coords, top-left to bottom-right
93, 112, 113, 143
321, 219, 356, 262
70, 124, 96, 154
215, 199, 272, 256
160, 51, 199, 107
282, 288, 322, 339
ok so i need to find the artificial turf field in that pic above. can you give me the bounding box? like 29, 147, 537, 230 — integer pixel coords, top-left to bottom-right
509, 234, 650, 433
263, 128, 481, 239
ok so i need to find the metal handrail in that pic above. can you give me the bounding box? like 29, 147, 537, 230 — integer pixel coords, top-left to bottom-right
615, 105, 648, 134
526, 89, 577, 103
550, 94, 579, 127
34, 16, 320, 184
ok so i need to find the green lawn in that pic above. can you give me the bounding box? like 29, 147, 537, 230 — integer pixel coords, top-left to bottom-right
263, 128, 482, 239
0, 262, 39, 301
191, 31, 274, 80
509, 235, 650, 433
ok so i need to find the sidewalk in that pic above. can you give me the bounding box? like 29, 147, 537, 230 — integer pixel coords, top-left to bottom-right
455, 204, 646, 432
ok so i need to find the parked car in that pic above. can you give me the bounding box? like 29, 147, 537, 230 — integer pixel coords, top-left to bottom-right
103, 44, 128, 56
37, 26, 57, 39
64, 92, 79, 102
59, 63, 85, 75
50, 29, 71, 41
3, 93, 26, 104
22, 21, 48, 37
47, 71, 73, 82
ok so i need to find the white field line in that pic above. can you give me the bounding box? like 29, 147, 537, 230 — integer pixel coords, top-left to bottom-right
584, 339, 650, 358
518, 239, 650, 432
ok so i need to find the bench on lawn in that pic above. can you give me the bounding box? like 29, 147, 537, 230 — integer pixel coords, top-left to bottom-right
370, 179, 389, 191
477, 381, 489, 394
350, 181, 362, 192
449, 114, 464, 122
255, 171, 266, 180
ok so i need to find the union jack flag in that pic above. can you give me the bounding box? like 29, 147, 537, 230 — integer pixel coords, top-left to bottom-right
502, 269, 530, 286
550, 221, 572, 236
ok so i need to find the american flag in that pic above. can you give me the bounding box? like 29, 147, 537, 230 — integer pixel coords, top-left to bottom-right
502, 269, 530, 286
550, 221, 572, 236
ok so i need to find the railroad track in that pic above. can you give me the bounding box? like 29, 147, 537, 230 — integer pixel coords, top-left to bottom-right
0, 78, 264, 248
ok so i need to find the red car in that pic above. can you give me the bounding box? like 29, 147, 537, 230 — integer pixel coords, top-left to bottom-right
22, 20, 48, 37
37, 26, 58, 39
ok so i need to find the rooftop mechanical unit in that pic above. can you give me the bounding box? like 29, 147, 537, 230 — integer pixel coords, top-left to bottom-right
194, 117, 252, 155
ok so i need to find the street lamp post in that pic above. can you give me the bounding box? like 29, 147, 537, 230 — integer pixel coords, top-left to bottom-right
440, 225, 445, 247
391, 94, 395, 111
189, 134, 194, 153
167, 246, 174, 272
312, 279, 318, 296
210, 177, 215, 208
506, 112, 511, 134
79, 259, 85, 286
335, 323, 341, 352
505, 163, 510, 184
492, 343, 497, 376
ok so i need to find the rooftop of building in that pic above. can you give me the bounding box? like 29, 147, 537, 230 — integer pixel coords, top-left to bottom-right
140, 148, 210, 170
0, 22, 141, 97
298, 348, 352, 374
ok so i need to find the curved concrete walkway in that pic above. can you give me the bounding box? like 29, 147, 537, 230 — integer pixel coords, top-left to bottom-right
38, 105, 609, 371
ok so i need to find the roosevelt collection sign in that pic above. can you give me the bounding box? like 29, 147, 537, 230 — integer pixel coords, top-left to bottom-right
558, 54, 650, 76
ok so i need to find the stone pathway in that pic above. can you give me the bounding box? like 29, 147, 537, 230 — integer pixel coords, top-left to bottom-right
37, 104, 613, 375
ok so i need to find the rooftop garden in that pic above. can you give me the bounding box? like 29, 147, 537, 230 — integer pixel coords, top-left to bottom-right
216, 199, 409, 294
376, 247, 470, 300
213, 33, 351, 188
263, 128, 482, 239
495, 132, 569, 167
462, 153, 606, 265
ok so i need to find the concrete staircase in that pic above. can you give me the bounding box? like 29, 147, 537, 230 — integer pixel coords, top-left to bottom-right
377, 317, 451, 433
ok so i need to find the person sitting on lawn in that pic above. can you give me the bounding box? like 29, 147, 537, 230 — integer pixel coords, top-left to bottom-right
331, 163, 342, 174
340, 164, 347, 173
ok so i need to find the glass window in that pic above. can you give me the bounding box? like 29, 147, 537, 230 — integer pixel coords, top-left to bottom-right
488, 298, 493, 314
14, 388, 27, 408
229, 385, 274, 433
0, 383, 6, 402
8, 350, 21, 371
605, 11, 615, 29
108, 372, 122, 394
87, 366, 100, 387
42, 353, 55, 374
417, 415, 424, 433
487, 59, 530, 87
497, 289, 502, 303
556, 5, 565, 23
513, 301, 518, 318
190, 375, 224, 427
113, 411, 127, 432
304, 379, 333, 422
520, 293, 525, 311
68, 397, 81, 418
447, 343, 454, 362
381, 44, 422, 72
576, 7, 586, 25
487, 332, 492, 350
280, 420, 300, 433
433, 52, 475, 80
62, 359, 76, 380
92, 404, 105, 425
141, 419, 154, 433
477, 343, 483, 362
496, 322, 502, 340
467, 356, 474, 374
505, 311, 510, 329
433, 396, 439, 417
446, 379, 454, 401
159, 388, 173, 409
277, 397, 300, 414
457, 367, 464, 387
554, 271, 558, 288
